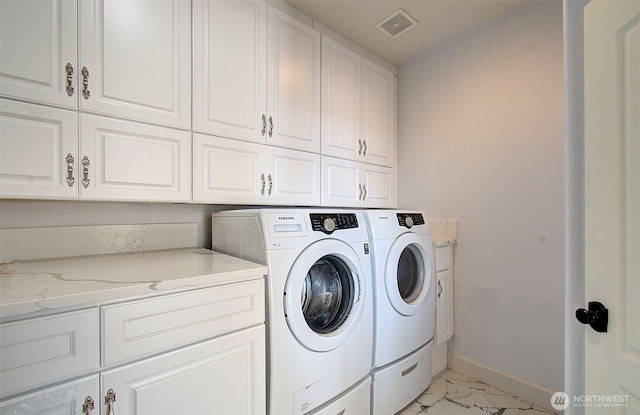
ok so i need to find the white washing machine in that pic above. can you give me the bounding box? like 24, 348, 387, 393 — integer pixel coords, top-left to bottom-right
212, 209, 373, 415
364, 210, 436, 415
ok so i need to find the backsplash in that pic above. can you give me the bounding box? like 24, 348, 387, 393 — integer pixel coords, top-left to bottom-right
0, 223, 198, 262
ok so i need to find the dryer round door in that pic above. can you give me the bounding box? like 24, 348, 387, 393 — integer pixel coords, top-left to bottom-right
284, 239, 366, 352
384, 233, 433, 316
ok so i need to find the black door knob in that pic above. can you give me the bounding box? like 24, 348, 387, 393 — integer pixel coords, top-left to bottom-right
576, 301, 608, 333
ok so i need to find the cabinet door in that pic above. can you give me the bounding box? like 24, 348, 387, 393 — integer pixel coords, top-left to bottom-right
267, 6, 320, 152
101, 325, 266, 415
193, 0, 267, 143
361, 163, 396, 208
361, 58, 395, 167
321, 36, 361, 161
321, 156, 361, 207
0, 375, 99, 415
193, 133, 266, 204
266, 146, 320, 206
79, 115, 191, 202
0, 0, 77, 109
79, 0, 191, 129
0, 99, 78, 200
436, 269, 454, 345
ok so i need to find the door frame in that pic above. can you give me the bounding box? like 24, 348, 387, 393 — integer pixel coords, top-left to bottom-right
564, 1, 589, 414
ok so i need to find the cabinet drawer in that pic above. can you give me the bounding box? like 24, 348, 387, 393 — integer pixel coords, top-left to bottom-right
435, 243, 453, 272
102, 279, 265, 366
0, 309, 99, 399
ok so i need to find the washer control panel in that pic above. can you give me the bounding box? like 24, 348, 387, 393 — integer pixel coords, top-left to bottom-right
397, 213, 425, 229
310, 213, 359, 234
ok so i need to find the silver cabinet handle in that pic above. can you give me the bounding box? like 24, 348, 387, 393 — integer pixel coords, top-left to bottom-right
81, 66, 90, 100
268, 116, 273, 138
362, 184, 367, 201
260, 173, 265, 195
261, 114, 267, 136
267, 174, 273, 196
104, 389, 116, 415
358, 139, 363, 155
438, 280, 443, 298
82, 156, 90, 188
362, 140, 367, 156
358, 184, 363, 200
65, 63, 74, 97
66, 153, 75, 186
82, 395, 95, 415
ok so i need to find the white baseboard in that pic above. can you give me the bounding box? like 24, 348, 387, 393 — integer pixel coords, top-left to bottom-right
448, 352, 557, 413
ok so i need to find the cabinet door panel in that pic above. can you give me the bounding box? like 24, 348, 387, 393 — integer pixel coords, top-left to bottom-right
321, 37, 361, 160
79, 0, 191, 129
321, 156, 361, 207
0, 0, 77, 109
193, 133, 266, 204
267, 7, 320, 152
362, 59, 395, 167
0, 375, 99, 415
362, 163, 396, 208
436, 269, 454, 345
0, 99, 78, 200
193, 0, 266, 143
80, 115, 191, 202
0, 309, 99, 399
267, 147, 320, 206
101, 326, 266, 415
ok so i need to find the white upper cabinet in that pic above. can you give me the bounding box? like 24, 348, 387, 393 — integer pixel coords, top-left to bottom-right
193, 0, 267, 143
267, 6, 321, 152
193, 134, 320, 206
79, 0, 191, 129
0, 0, 78, 109
194, 1, 320, 152
321, 36, 396, 167
80, 114, 192, 202
0, 99, 79, 200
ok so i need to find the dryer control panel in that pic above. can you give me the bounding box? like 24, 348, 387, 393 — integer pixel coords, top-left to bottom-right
310, 213, 359, 234
397, 213, 425, 229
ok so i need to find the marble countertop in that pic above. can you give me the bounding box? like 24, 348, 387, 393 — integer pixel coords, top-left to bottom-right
0, 248, 268, 320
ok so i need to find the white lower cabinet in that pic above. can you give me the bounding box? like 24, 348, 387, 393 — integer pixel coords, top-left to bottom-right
0, 375, 99, 415
101, 326, 265, 415
0, 280, 266, 415
435, 243, 454, 345
321, 156, 396, 208
193, 133, 320, 205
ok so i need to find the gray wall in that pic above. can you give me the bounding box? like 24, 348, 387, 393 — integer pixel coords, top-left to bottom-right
397, 1, 564, 392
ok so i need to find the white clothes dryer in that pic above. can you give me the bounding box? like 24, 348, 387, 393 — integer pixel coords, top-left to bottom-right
212, 209, 373, 415
364, 210, 436, 415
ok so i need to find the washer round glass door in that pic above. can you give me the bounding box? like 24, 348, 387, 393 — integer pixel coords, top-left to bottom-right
284, 239, 366, 352
384, 233, 433, 316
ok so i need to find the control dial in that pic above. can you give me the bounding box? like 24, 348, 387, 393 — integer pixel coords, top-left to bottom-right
405, 216, 414, 228
323, 217, 336, 233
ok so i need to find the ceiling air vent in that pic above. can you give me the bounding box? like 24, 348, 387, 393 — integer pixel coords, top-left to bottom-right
376, 9, 418, 39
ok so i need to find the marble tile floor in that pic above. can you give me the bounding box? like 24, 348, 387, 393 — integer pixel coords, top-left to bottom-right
397, 369, 556, 415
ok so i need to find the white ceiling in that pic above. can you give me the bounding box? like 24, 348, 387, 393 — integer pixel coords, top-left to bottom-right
284, 0, 531, 66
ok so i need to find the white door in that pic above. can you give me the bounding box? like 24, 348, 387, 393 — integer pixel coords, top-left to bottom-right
361, 58, 395, 167
192, 133, 266, 204
79, 0, 191, 129
321, 156, 362, 207
193, 0, 267, 143
0, 0, 78, 109
0, 99, 79, 200
321, 36, 361, 160
267, 6, 320, 152
584, 0, 640, 411
0, 375, 99, 415
361, 162, 396, 208
100, 326, 266, 415
266, 146, 320, 206
80, 115, 191, 202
